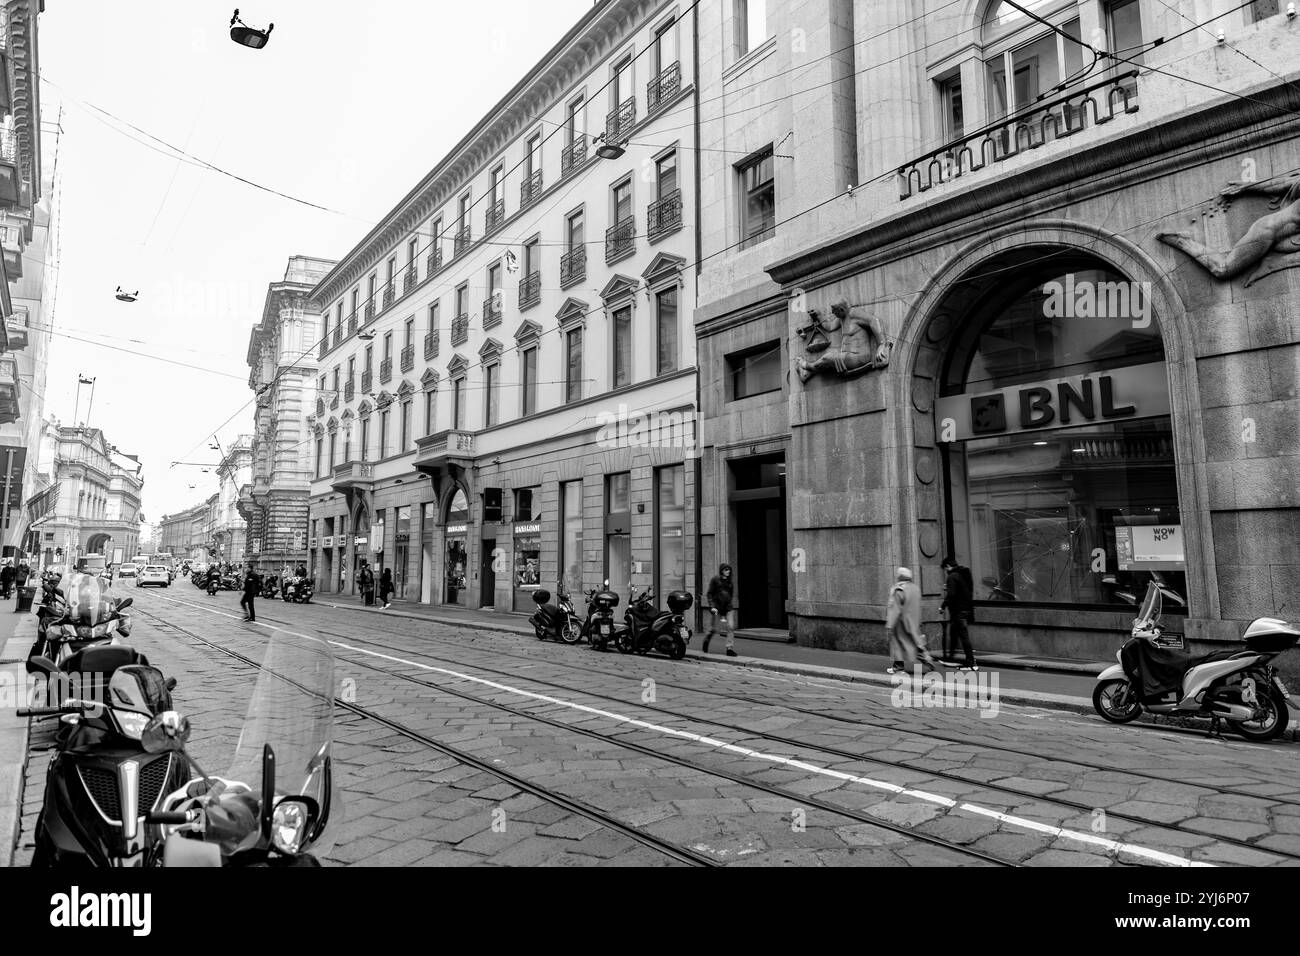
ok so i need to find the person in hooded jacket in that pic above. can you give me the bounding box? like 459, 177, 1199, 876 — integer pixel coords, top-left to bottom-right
704, 563, 737, 656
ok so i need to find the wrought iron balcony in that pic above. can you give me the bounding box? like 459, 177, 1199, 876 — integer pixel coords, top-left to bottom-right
483, 294, 502, 329
318, 340, 329, 361
403, 265, 418, 296
606, 98, 636, 144
365, 301, 375, 323
451, 313, 470, 346
454, 225, 471, 258
4, 306, 28, 350
561, 136, 587, 177
345, 380, 355, 403
647, 62, 681, 114
400, 343, 414, 372
485, 199, 506, 234
521, 171, 543, 208
647, 189, 683, 241
382, 286, 395, 310
379, 358, 393, 384
605, 216, 636, 264
560, 247, 586, 288
518, 272, 541, 310
427, 248, 443, 275
0, 356, 18, 424
361, 369, 373, 393
424, 331, 439, 361
897, 70, 1141, 201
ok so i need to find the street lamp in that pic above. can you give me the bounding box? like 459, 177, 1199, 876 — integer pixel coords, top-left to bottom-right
594, 133, 627, 161
229, 8, 274, 49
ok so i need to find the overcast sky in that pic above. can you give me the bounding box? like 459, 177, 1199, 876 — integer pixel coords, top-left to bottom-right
36, 0, 593, 520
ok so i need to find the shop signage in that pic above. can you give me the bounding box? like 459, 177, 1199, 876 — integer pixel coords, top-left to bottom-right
513, 523, 541, 535
446, 524, 467, 535
308, 537, 317, 549
396, 533, 410, 543
1116, 524, 1185, 571
371, 523, 383, 543
935, 362, 1169, 443
354, 536, 367, 546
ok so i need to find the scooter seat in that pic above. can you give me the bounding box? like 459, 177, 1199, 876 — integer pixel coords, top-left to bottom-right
62, 644, 147, 675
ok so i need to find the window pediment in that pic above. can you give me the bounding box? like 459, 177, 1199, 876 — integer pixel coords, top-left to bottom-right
599, 273, 640, 303
513, 319, 542, 346
421, 368, 440, 391
642, 252, 686, 289
556, 297, 589, 329
396, 379, 415, 397
447, 353, 470, 375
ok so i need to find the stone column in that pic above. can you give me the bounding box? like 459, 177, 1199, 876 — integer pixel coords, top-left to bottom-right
854, 0, 925, 178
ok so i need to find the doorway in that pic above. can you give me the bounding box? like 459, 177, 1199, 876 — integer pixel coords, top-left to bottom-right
729, 453, 788, 629
480, 537, 496, 608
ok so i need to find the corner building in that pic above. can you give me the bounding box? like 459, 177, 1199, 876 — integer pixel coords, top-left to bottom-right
695, 0, 1300, 658
307, 0, 700, 615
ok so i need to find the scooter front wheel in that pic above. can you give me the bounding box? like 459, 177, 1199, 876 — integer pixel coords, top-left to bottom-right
615, 632, 634, 654
560, 619, 582, 645
1228, 686, 1290, 741
1093, 679, 1142, 723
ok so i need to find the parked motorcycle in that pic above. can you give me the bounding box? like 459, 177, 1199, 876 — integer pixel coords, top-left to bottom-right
530, 583, 581, 644
611, 585, 692, 660
1093, 580, 1298, 741
146, 631, 335, 867
19, 648, 184, 867
28, 575, 136, 674
283, 577, 314, 604
260, 575, 280, 600
583, 581, 621, 651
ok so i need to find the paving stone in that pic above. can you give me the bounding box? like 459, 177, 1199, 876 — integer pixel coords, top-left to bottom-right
1179, 816, 1272, 841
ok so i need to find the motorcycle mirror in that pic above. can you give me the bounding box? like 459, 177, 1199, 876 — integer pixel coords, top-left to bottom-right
116, 597, 134, 612
165, 677, 178, 692
24, 656, 57, 677
142, 711, 192, 754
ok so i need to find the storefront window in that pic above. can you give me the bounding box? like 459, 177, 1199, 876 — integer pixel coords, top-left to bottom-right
373, 510, 386, 573
605, 473, 631, 596
445, 490, 469, 606
939, 262, 1184, 609
395, 506, 412, 600
655, 465, 685, 599
513, 519, 541, 610
561, 481, 583, 595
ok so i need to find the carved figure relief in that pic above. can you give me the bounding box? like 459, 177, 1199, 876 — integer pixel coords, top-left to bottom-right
1158, 170, 1300, 286
793, 299, 892, 385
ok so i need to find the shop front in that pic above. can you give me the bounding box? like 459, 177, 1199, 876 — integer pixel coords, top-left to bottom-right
512, 520, 541, 610
444, 489, 469, 607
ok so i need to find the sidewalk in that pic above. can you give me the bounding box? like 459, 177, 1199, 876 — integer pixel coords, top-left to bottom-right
0, 607, 35, 868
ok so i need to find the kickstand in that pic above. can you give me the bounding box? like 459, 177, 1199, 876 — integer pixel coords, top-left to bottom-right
1206, 715, 1225, 739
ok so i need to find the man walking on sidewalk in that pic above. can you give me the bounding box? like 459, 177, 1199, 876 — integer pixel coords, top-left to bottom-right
240, 563, 261, 623
704, 563, 737, 657
941, 556, 978, 671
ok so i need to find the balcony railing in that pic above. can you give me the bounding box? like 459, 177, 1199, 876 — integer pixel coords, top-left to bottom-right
647, 62, 681, 114
5, 306, 28, 350
379, 358, 393, 384
403, 265, 418, 297
424, 331, 439, 361
454, 225, 471, 258
897, 71, 1141, 201
364, 301, 375, 323
483, 294, 502, 329
361, 369, 373, 393
605, 216, 636, 264
560, 247, 586, 288
451, 313, 469, 346
647, 189, 683, 241
382, 286, 395, 310
561, 136, 588, 177
345, 380, 355, 403
518, 272, 541, 310
606, 99, 636, 144
427, 248, 443, 275
400, 343, 414, 372
485, 199, 506, 234
521, 171, 543, 208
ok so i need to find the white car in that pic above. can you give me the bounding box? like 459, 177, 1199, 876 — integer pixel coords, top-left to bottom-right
117, 565, 139, 580
137, 565, 171, 588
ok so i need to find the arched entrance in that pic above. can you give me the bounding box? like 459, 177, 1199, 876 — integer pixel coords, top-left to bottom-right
442, 486, 470, 606
86, 533, 112, 555
350, 500, 371, 593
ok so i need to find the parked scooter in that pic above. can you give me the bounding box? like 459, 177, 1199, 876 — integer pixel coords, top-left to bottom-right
260, 575, 280, 600
28, 574, 136, 673
284, 576, 314, 604
583, 581, 621, 651
1093, 580, 1298, 741
530, 583, 581, 644
147, 631, 335, 867
611, 585, 692, 660
19, 649, 185, 867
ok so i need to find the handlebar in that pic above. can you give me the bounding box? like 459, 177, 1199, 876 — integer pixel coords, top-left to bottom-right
147, 810, 197, 825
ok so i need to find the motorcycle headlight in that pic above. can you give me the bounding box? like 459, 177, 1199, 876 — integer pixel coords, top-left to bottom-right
116, 711, 149, 740
271, 800, 310, 855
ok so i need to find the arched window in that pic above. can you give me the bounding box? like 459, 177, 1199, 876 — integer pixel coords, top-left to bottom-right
938, 258, 1185, 610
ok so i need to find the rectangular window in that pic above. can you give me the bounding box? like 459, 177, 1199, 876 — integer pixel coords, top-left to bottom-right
383, 331, 393, 362
351, 290, 359, 321
1106, 0, 1144, 96
487, 261, 502, 302
315, 438, 323, 478
424, 390, 435, 436
490, 165, 504, 205
336, 303, 344, 333
365, 345, 373, 372
565, 327, 583, 403
343, 427, 351, 463
938, 74, 964, 141
521, 346, 538, 417
561, 481, 584, 594
1250, 0, 1280, 22
400, 400, 411, 451
566, 95, 585, 144
485, 363, 500, 427
379, 409, 390, 459
612, 305, 632, 388
605, 472, 631, 596
360, 418, 370, 462
404, 316, 414, 349
525, 134, 542, 177
453, 377, 466, 430
458, 192, 471, 230
322, 310, 330, 339
347, 357, 355, 383
455, 283, 468, 317
655, 465, 686, 600
739, 147, 776, 249
368, 275, 376, 308
612, 54, 633, 108
431, 217, 443, 257
319, 374, 326, 393
729, 340, 783, 400
386, 257, 396, 286
656, 150, 678, 200
515, 488, 535, 522
408, 238, 417, 265
656, 287, 678, 375
328, 432, 337, 470
331, 367, 340, 392
523, 238, 540, 277
612, 179, 633, 223
429, 301, 439, 331
566, 209, 585, 252
736, 0, 769, 57
653, 19, 678, 76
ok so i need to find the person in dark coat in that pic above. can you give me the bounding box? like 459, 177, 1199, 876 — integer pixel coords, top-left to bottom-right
240, 563, 261, 622
940, 556, 977, 671
359, 562, 375, 606
0, 562, 14, 599
379, 568, 394, 609
704, 563, 737, 657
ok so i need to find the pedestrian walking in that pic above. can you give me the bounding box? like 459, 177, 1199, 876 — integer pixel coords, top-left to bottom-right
940, 556, 978, 671
0, 561, 14, 599
379, 568, 394, 609
703, 563, 737, 657
359, 562, 375, 606
885, 566, 935, 676
240, 563, 260, 622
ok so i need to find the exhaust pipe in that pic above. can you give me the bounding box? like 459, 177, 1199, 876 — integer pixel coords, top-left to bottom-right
1208, 702, 1255, 721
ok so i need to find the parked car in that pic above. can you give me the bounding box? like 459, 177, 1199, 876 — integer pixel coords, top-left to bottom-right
117, 564, 139, 580
136, 565, 171, 588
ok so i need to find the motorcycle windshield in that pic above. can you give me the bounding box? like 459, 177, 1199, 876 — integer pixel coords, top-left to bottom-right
223, 632, 336, 851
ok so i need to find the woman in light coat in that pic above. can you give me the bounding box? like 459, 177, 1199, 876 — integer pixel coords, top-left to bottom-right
885, 566, 934, 675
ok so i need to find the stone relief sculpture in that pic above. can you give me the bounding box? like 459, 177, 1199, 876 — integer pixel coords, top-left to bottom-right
793, 299, 892, 385
1157, 170, 1300, 287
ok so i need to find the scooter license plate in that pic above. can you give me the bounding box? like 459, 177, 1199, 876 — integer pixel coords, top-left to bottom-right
600, 624, 611, 635
1275, 676, 1292, 700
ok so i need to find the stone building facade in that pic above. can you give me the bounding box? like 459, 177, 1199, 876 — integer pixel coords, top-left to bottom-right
240, 257, 335, 573
307, 0, 699, 615
695, 0, 1300, 658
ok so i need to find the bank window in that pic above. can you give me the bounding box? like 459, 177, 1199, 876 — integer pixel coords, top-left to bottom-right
655, 465, 685, 600
605, 472, 632, 596
521, 346, 538, 417
485, 362, 500, 427
736, 0, 770, 59
565, 327, 583, 403
612, 304, 632, 388
561, 480, 584, 594
937, 73, 964, 141
655, 287, 678, 375
395, 506, 412, 599
738, 147, 775, 249
939, 261, 1182, 610
728, 340, 782, 400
